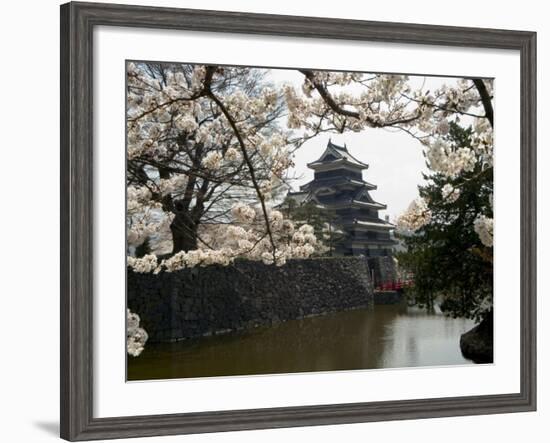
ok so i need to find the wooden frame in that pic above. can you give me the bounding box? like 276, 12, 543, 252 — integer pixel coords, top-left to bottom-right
60, 1, 537, 440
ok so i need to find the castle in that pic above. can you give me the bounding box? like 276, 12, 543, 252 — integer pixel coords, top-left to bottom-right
286, 140, 396, 257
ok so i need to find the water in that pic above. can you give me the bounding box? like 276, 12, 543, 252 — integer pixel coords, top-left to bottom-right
127, 303, 476, 381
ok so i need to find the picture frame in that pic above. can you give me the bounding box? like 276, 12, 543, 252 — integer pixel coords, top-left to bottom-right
60, 1, 537, 441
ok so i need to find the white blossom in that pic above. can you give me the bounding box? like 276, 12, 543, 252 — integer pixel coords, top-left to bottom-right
281, 219, 295, 235
303, 233, 317, 245
292, 232, 305, 244
441, 184, 461, 203
202, 151, 222, 170
126, 208, 173, 249
474, 215, 493, 247
158, 175, 187, 196
426, 139, 476, 178
127, 309, 148, 357
160, 248, 234, 272
269, 210, 284, 230
397, 198, 432, 231
231, 203, 256, 224
137, 215, 321, 274
190, 65, 207, 91
224, 147, 239, 162
298, 224, 315, 235
175, 115, 198, 132
127, 254, 158, 273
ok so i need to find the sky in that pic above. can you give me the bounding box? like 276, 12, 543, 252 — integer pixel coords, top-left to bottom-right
265, 69, 452, 222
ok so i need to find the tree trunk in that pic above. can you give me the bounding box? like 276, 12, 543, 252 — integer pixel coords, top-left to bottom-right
170, 211, 198, 253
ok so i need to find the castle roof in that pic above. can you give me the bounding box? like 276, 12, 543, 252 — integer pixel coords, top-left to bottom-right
310, 185, 386, 209
300, 176, 377, 192
307, 140, 369, 170
286, 190, 310, 205
353, 219, 395, 229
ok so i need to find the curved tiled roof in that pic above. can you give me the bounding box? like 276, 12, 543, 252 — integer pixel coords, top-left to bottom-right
300, 176, 377, 192
354, 219, 395, 229
308, 140, 369, 169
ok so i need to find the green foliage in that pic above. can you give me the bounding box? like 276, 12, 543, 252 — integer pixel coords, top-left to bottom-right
399, 123, 493, 321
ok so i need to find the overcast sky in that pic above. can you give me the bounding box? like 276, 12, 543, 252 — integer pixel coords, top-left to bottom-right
265, 68, 454, 222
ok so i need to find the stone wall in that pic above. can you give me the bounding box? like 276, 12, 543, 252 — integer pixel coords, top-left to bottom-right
128, 257, 374, 343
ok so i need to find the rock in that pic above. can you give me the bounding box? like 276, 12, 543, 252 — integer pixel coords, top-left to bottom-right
460, 311, 493, 363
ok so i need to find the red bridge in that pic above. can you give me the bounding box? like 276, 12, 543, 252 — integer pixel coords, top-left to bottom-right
375, 279, 414, 291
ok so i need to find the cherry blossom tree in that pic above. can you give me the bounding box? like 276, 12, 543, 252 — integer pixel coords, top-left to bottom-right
127, 62, 320, 272
396, 123, 493, 321
127, 63, 494, 273
284, 70, 493, 246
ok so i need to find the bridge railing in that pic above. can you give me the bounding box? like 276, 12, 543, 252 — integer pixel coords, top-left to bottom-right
375, 279, 414, 291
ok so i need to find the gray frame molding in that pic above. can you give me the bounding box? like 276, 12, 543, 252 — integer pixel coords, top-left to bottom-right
60, 1, 537, 441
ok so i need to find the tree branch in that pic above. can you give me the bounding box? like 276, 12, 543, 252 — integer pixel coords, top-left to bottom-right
299, 69, 420, 128
472, 79, 494, 128
204, 74, 278, 261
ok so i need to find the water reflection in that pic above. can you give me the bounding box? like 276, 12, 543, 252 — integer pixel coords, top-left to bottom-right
127, 303, 476, 381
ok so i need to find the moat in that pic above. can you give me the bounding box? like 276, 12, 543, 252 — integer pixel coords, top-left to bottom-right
127, 302, 476, 381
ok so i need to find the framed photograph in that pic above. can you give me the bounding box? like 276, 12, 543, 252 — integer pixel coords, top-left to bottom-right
60, 1, 536, 440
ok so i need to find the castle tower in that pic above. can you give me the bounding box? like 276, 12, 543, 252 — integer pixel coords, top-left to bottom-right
288, 140, 396, 257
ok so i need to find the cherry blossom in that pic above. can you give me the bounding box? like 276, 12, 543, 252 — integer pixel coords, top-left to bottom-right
127, 309, 148, 357
441, 184, 461, 203
474, 215, 493, 247
397, 198, 432, 231
202, 151, 222, 170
